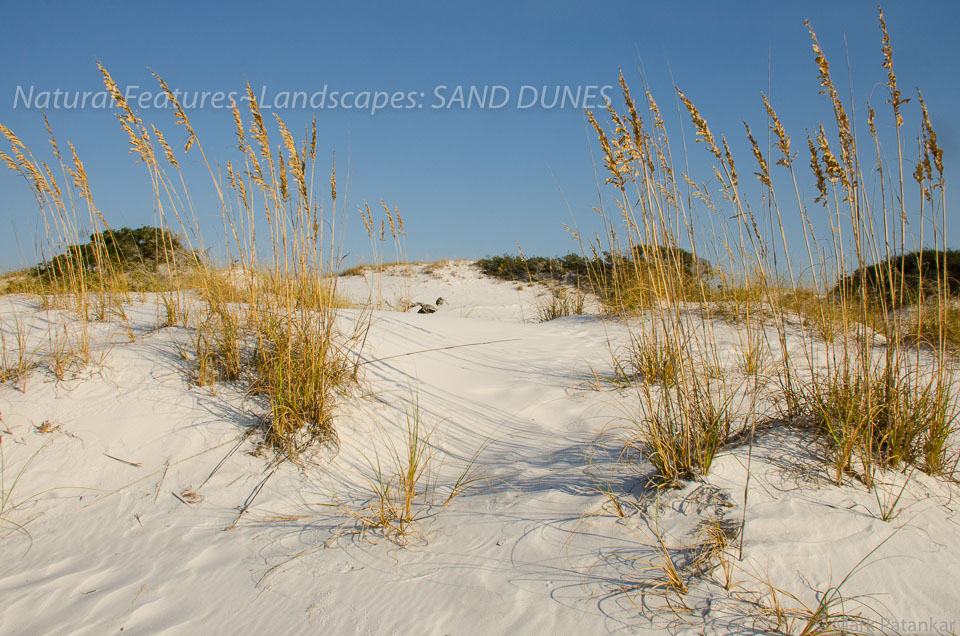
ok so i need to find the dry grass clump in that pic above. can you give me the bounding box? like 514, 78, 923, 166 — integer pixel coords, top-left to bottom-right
186, 270, 363, 441
617, 322, 744, 485
735, 325, 768, 377
536, 282, 585, 322
621, 329, 682, 387
339, 260, 421, 279
354, 409, 434, 544
631, 376, 734, 484
777, 12, 955, 484
168, 87, 377, 455
0, 306, 112, 390
912, 301, 960, 350
750, 579, 879, 635
582, 71, 755, 483
421, 259, 451, 277
347, 406, 483, 546
615, 518, 693, 603
597, 247, 709, 313
744, 532, 903, 636
782, 290, 853, 343
249, 308, 358, 449
637, 529, 690, 599
692, 518, 740, 591
794, 362, 957, 485
0, 313, 39, 391
612, 496, 741, 611
126, 78, 364, 455
192, 295, 245, 386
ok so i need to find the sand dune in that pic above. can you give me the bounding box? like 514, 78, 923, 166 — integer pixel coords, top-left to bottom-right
0, 262, 957, 634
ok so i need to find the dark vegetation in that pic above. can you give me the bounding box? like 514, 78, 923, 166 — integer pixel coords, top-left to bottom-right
476, 253, 592, 283
2, 226, 199, 293
37, 226, 198, 276
477, 246, 710, 284
834, 249, 960, 306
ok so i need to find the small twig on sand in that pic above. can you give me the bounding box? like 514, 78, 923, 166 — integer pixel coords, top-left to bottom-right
198, 430, 253, 492
738, 421, 755, 561
80, 438, 239, 512
104, 452, 142, 468
358, 338, 521, 366
153, 460, 170, 504
226, 467, 278, 530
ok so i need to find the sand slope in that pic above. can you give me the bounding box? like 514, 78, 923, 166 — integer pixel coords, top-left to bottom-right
0, 262, 957, 634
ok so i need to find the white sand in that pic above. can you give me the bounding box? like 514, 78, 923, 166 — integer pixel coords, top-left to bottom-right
0, 261, 957, 634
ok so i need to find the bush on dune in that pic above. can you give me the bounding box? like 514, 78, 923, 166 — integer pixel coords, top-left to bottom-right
833, 249, 960, 306
2, 225, 200, 294
477, 247, 710, 290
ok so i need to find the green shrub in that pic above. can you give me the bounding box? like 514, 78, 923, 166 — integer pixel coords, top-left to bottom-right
38, 226, 197, 276
833, 249, 960, 306
477, 247, 710, 291
2, 226, 200, 294
476, 253, 589, 282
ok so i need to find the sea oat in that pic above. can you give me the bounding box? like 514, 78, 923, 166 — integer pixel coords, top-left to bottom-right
677, 89, 721, 160
152, 124, 179, 168
152, 71, 196, 153
807, 134, 829, 205
879, 6, 908, 126
744, 122, 771, 187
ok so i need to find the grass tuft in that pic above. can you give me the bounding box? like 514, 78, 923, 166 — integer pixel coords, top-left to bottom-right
349, 405, 483, 546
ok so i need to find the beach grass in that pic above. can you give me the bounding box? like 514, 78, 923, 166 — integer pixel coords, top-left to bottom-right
580, 7, 956, 489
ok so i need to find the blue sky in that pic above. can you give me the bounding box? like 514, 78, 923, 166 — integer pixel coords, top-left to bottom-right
1, 1, 958, 272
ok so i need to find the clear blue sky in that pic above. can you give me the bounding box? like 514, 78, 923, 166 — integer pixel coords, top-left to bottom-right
1, 1, 958, 272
